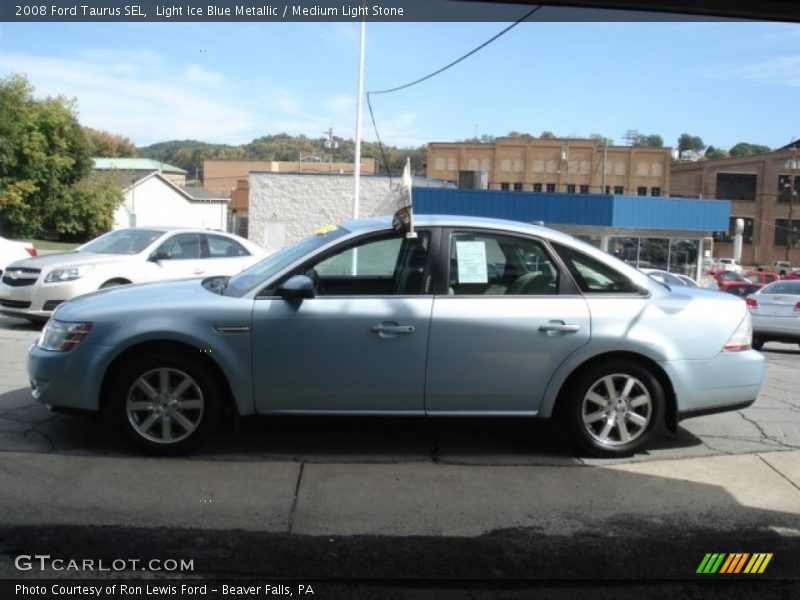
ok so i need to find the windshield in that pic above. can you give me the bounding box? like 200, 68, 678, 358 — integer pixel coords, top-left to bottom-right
79, 229, 165, 255
224, 226, 348, 297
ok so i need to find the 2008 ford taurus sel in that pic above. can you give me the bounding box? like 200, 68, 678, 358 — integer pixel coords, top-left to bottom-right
27, 215, 764, 457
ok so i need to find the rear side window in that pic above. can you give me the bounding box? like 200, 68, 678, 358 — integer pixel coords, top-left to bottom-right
207, 234, 249, 258
554, 243, 641, 294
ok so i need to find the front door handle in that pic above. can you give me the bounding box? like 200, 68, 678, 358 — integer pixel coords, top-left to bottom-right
193, 268, 205, 275
371, 323, 415, 338
539, 321, 581, 334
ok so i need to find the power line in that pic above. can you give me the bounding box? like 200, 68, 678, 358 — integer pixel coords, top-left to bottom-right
366, 5, 543, 181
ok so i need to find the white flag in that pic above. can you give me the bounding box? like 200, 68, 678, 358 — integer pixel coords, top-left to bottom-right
392, 158, 417, 238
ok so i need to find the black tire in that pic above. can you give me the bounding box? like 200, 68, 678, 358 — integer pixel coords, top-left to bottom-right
111, 352, 221, 455
561, 360, 664, 458
752, 337, 764, 351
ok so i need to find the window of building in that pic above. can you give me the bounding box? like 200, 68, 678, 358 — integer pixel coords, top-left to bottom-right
614, 186, 624, 194
546, 183, 556, 193
713, 217, 754, 244
605, 186, 611, 194
774, 219, 800, 246
777, 175, 800, 203
566, 184, 576, 193
447, 158, 458, 171
533, 183, 543, 192
579, 185, 590, 194
500, 159, 512, 172
637, 187, 647, 196
500, 182, 510, 191
651, 187, 661, 197
716, 173, 757, 201
513, 183, 523, 191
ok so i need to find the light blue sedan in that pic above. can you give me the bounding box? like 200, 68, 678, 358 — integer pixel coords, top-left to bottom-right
27, 216, 764, 457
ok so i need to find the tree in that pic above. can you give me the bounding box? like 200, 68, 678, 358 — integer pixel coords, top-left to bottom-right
633, 134, 664, 148
678, 133, 705, 153
49, 173, 123, 241
704, 145, 728, 160
729, 142, 772, 157
84, 127, 137, 157
589, 133, 613, 145
0, 74, 93, 237
539, 131, 557, 139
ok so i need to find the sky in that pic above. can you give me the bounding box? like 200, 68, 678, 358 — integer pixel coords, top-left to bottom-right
1, 9, 799, 151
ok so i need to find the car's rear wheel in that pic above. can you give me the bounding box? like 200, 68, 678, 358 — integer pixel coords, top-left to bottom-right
562, 360, 664, 457
752, 336, 764, 351
111, 352, 220, 455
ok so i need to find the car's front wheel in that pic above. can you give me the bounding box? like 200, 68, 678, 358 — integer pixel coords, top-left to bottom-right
752, 336, 764, 351
111, 352, 221, 455
561, 360, 664, 457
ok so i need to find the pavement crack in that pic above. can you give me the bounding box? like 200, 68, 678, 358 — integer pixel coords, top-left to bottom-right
757, 454, 800, 494
287, 462, 304, 535
738, 411, 798, 450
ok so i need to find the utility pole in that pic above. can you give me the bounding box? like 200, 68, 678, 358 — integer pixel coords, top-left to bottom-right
786, 145, 799, 262
323, 127, 338, 172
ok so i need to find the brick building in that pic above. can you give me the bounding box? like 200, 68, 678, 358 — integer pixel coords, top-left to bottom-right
671, 141, 800, 266
427, 137, 671, 197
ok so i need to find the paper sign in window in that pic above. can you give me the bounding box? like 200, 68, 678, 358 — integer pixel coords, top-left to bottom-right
456, 241, 488, 283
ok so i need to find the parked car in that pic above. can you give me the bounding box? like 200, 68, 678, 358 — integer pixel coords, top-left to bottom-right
746, 280, 800, 350
744, 271, 782, 286
640, 268, 700, 288
0, 236, 37, 279
27, 215, 763, 458
1, 227, 265, 321
712, 270, 763, 297
718, 257, 743, 273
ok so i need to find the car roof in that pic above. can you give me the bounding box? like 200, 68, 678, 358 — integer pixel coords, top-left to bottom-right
340, 214, 578, 244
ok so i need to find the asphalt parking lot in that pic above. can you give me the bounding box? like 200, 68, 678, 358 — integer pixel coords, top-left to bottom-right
1, 314, 799, 594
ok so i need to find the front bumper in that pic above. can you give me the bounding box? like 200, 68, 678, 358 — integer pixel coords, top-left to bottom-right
1, 279, 97, 320
27, 342, 107, 412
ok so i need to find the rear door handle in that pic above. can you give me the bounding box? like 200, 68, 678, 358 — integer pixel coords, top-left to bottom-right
539, 321, 581, 334
371, 323, 415, 338
193, 268, 205, 275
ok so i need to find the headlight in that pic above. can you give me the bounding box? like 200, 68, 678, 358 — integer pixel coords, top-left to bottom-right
44, 266, 93, 283
37, 320, 92, 352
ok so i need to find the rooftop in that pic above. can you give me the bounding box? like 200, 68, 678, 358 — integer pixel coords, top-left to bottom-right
93, 158, 187, 174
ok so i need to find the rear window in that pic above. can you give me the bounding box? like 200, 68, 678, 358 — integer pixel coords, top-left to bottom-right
553, 244, 641, 294
761, 281, 800, 295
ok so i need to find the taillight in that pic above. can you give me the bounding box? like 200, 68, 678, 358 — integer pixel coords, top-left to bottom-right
25, 247, 37, 257
723, 313, 753, 352
795, 302, 800, 312
745, 298, 758, 310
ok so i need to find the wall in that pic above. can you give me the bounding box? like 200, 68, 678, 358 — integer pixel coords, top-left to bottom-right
248, 173, 406, 251
113, 175, 227, 231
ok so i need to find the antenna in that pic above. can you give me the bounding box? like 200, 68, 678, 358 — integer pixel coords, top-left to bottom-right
622, 129, 640, 146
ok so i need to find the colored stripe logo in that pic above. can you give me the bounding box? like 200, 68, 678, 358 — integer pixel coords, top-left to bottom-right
696, 553, 773, 574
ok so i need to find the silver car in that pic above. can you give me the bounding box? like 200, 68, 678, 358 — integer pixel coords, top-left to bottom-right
27, 215, 764, 457
746, 280, 800, 350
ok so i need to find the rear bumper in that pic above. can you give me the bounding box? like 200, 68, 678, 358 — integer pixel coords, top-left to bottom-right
660, 350, 764, 416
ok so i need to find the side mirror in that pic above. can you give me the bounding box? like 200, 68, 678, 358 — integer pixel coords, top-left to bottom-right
149, 250, 171, 262
277, 274, 316, 301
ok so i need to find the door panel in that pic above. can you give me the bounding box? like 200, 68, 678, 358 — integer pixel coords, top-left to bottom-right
425, 297, 590, 413
252, 297, 432, 413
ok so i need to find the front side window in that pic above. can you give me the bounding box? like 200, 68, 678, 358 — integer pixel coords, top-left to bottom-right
303, 232, 432, 296
448, 232, 559, 296
155, 233, 202, 260
553, 243, 641, 294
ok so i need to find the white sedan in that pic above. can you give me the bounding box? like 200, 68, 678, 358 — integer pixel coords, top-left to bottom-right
0, 227, 265, 321
0, 236, 37, 278
746, 280, 800, 350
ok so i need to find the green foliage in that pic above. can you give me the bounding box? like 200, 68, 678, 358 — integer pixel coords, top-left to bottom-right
633, 134, 664, 148
49, 173, 123, 241
84, 127, 138, 157
678, 133, 705, 153
704, 145, 728, 160
729, 142, 772, 157
0, 75, 122, 237
539, 131, 556, 139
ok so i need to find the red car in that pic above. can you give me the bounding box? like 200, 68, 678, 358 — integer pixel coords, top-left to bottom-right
712, 270, 763, 297
744, 271, 781, 286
